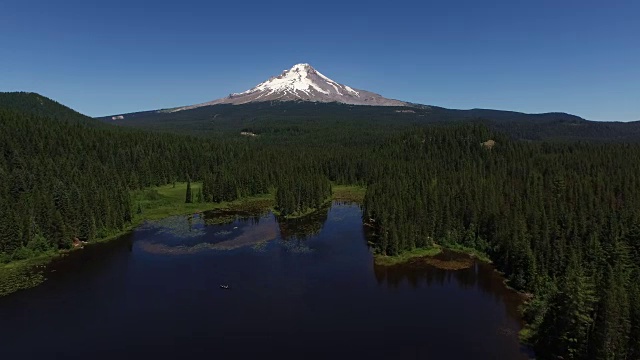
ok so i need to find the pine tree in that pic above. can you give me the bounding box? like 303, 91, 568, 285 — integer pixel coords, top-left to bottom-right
534, 254, 596, 359
185, 178, 192, 204
589, 264, 631, 360
628, 281, 640, 360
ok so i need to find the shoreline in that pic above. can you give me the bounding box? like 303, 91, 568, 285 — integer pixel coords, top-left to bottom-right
373, 244, 492, 267
0, 183, 364, 297
373, 246, 444, 266
373, 241, 535, 346
0, 183, 275, 297
273, 185, 365, 219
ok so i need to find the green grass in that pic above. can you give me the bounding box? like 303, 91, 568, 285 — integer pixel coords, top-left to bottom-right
443, 243, 492, 263
518, 327, 534, 344
0, 182, 275, 297
88, 183, 274, 246
0, 183, 369, 297
373, 243, 493, 267
0, 253, 55, 297
273, 199, 332, 219
374, 246, 443, 266
273, 207, 323, 219
332, 184, 366, 203
133, 183, 366, 221
272, 185, 366, 219
131, 182, 274, 221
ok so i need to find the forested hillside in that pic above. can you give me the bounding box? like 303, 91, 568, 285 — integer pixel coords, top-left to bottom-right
101, 101, 640, 142
0, 92, 97, 125
2, 92, 640, 358
362, 127, 640, 359
0, 95, 363, 261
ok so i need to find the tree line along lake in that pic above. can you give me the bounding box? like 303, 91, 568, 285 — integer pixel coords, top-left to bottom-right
0, 202, 531, 359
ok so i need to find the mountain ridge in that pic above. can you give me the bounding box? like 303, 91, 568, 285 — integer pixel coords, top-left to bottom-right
0, 91, 95, 125
3, 91, 640, 143
98, 100, 640, 143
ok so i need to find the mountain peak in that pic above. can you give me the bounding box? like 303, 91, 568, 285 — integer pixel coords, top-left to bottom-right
290, 63, 312, 70
280, 63, 317, 79
169, 63, 408, 112
231, 62, 362, 99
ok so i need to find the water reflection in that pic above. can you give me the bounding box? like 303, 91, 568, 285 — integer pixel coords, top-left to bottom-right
277, 203, 330, 241
0, 202, 531, 360
140, 214, 206, 239
201, 209, 269, 226
374, 250, 526, 325
138, 210, 279, 254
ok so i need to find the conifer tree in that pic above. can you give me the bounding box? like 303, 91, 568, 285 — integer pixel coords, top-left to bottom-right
185, 178, 192, 204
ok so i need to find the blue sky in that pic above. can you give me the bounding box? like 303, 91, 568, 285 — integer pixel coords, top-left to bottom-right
1, 0, 638, 120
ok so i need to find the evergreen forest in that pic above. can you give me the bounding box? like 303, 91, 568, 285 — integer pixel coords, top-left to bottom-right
1, 92, 640, 359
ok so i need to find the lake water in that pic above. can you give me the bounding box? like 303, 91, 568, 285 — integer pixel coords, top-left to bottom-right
0, 202, 532, 359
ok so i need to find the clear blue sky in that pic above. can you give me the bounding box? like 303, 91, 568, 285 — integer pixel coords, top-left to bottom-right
1, 0, 638, 120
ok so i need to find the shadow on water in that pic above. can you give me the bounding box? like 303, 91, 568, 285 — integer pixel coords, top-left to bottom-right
374, 250, 527, 325
277, 203, 331, 241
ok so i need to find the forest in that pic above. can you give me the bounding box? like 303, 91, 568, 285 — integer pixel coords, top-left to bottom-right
101, 100, 640, 142
1, 92, 640, 359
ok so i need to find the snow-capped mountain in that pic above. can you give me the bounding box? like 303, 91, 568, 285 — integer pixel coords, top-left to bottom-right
170, 63, 407, 112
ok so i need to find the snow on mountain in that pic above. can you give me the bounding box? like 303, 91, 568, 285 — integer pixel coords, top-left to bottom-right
169, 63, 407, 112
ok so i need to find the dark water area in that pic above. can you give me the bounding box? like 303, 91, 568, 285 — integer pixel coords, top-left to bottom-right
0, 203, 532, 359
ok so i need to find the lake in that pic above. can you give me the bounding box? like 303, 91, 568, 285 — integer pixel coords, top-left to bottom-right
0, 202, 532, 359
